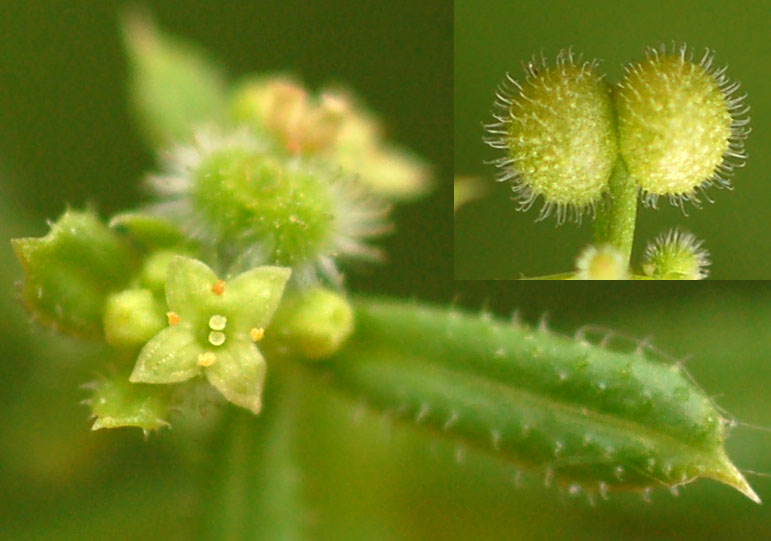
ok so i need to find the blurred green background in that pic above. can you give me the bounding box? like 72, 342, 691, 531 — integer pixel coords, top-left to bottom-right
454, 0, 771, 279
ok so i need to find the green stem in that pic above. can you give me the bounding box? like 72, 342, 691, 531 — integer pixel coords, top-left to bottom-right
593, 159, 638, 264
197, 365, 304, 541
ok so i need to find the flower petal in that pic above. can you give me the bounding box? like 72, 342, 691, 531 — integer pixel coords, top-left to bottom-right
165, 255, 219, 317
224, 266, 291, 331
130, 326, 203, 383
204, 340, 266, 414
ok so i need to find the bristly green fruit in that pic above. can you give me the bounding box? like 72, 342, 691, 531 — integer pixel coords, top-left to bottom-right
322, 298, 760, 503
12, 210, 137, 338
486, 49, 618, 223
642, 229, 710, 280
615, 44, 749, 209
145, 132, 390, 285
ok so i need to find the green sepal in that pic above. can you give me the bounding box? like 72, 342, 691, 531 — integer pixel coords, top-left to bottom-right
104, 288, 167, 348
87, 373, 171, 432
12, 209, 136, 338
110, 212, 186, 249
267, 287, 354, 360
122, 10, 227, 147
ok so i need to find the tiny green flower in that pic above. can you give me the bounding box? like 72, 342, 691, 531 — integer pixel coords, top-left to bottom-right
129, 256, 291, 414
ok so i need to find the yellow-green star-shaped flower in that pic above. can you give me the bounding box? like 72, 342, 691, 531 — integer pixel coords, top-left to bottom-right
129, 256, 290, 414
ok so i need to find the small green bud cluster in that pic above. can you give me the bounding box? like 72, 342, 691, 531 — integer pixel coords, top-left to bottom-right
122, 14, 429, 285
265, 287, 354, 360
487, 44, 748, 220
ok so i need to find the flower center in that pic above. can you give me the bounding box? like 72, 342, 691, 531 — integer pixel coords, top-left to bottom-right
208, 314, 227, 346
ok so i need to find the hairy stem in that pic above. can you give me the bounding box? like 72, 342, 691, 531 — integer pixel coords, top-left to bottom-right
197, 366, 305, 540
593, 159, 638, 264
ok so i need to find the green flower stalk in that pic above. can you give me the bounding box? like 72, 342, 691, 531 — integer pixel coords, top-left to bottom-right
129, 256, 290, 414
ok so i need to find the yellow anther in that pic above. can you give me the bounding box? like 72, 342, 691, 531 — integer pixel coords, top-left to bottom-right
250, 327, 265, 342
167, 311, 180, 326
212, 280, 226, 296
197, 352, 217, 367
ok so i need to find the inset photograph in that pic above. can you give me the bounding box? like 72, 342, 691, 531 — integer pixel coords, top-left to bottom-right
455, 1, 770, 279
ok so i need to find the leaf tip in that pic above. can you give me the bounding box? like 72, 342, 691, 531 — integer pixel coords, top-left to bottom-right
711, 456, 762, 504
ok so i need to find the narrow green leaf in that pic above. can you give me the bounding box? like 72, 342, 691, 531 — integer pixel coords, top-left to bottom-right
11, 210, 137, 338
122, 10, 227, 147
320, 298, 759, 502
